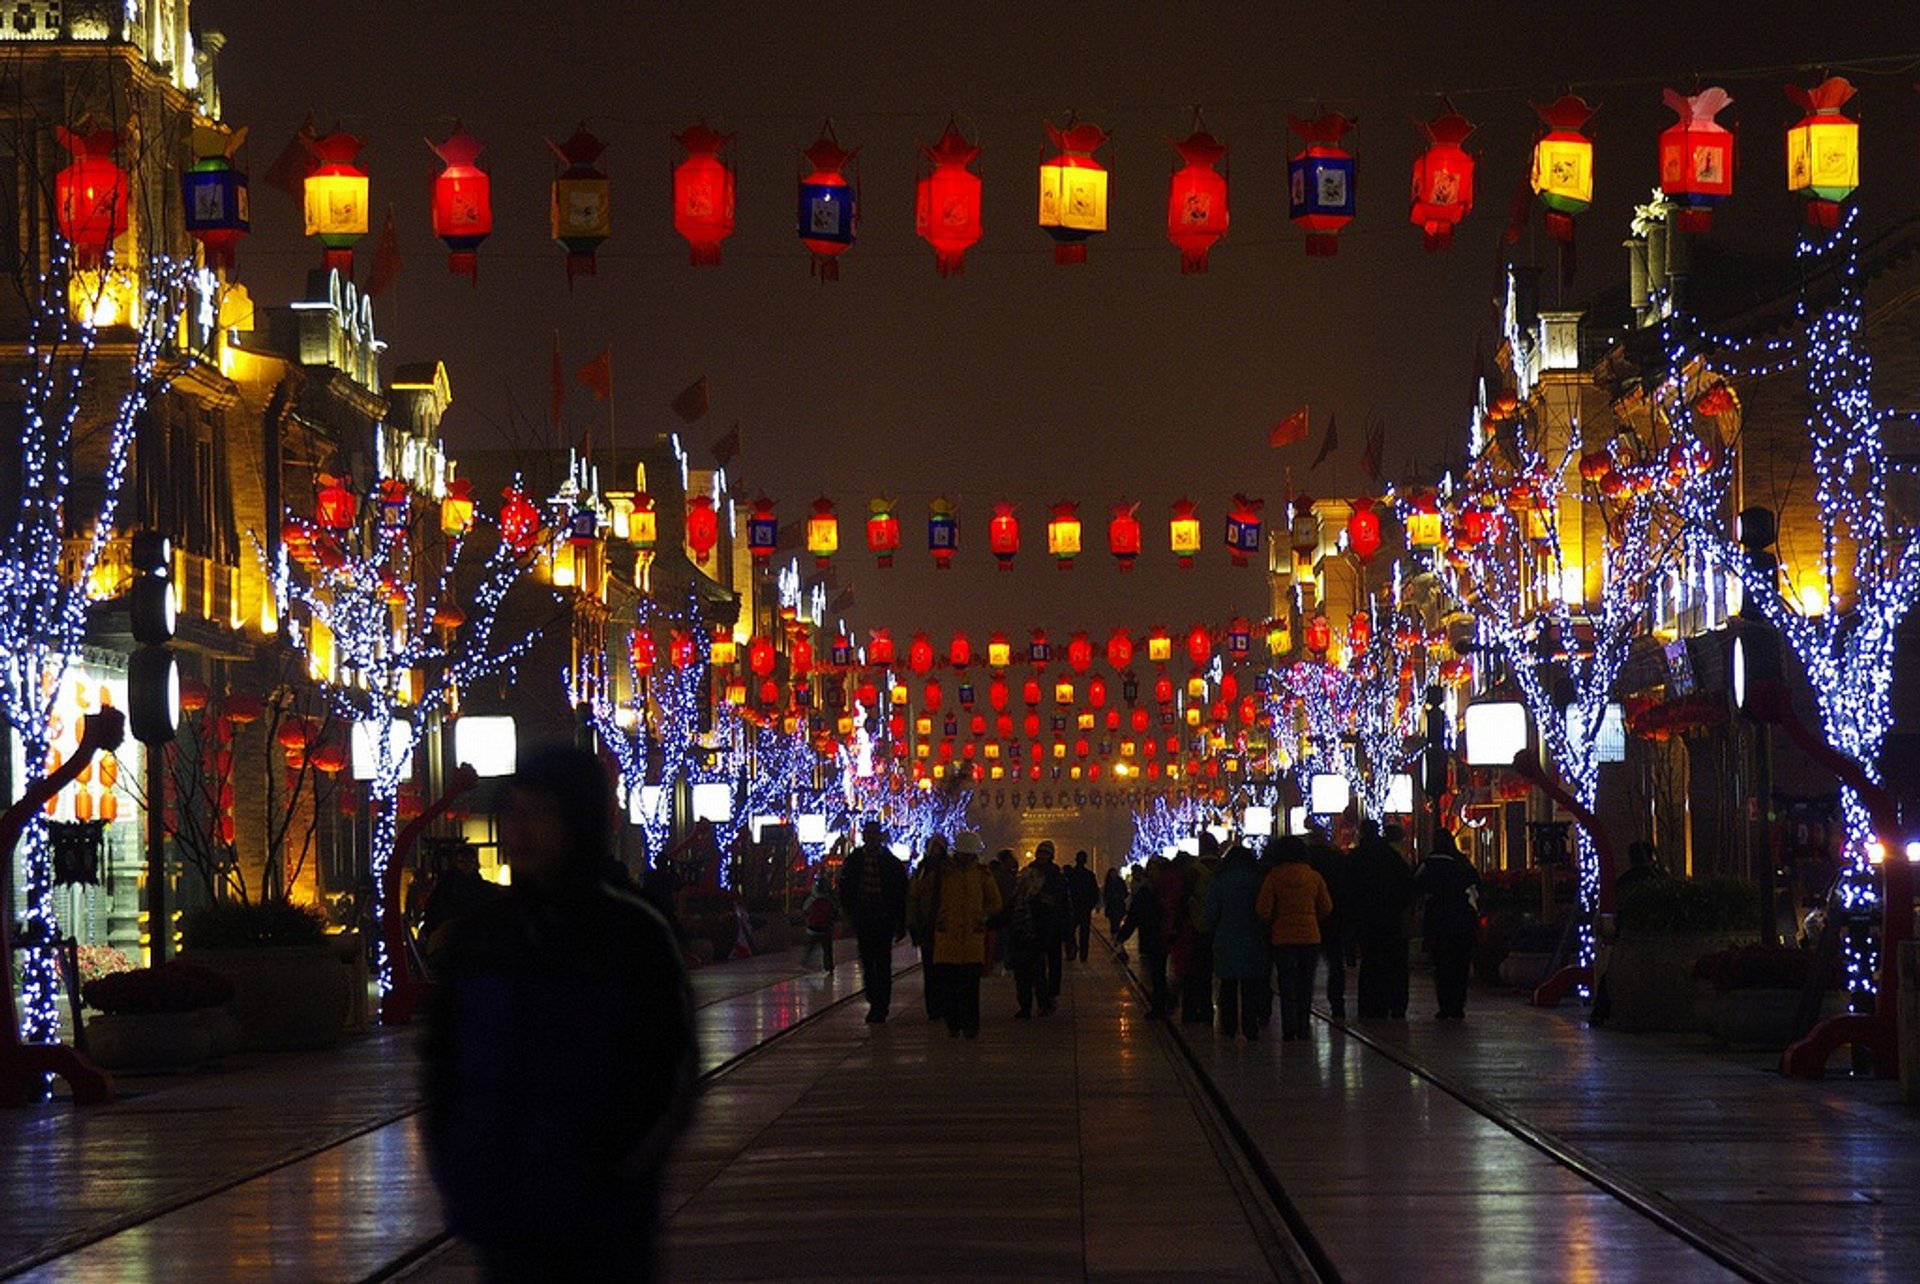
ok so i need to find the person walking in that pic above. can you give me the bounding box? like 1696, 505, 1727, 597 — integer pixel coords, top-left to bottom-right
1029, 841, 1070, 1006
987, 847, 1019, 974
1256, 835, 1334, 1041
1101, 867, 1128, 940
907, 836, 951, 1020
424, 746, 697, 1283
920, 831, 1001, 1037
1349, 821, 1416, 1019
1116, 856, 1175, 1017
800, 874, 837, 973
1416, 829, 1482, 1020
837, 820, 909, 1024
1305, 825, 1354, 1019
1204, 842, 1268, 1044
1064, 850, 1100, 963
1180, 836, 1220, 1025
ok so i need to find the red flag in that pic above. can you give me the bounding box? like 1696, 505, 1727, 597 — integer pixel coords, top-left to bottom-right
671, 376, 709, 424
1360, 416, 1385, 483
575, 346, 612, 401
1310, 412, 1339, 470
1503, 178, 1532, 247
264, 117, 317, 202
711, 422, 741, 469
830, 586, 856, 613
1268, 405, 1311, 448
549, 334, 565, 429
364, 207, 401, 296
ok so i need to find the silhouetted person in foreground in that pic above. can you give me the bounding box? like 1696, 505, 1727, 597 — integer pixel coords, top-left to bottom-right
838, 820, 909, 1023
424, 745, 697, 1284
1350, 821, 1416, 1019
1416, 828, 1482, 1020
1065, 849, 1100, 963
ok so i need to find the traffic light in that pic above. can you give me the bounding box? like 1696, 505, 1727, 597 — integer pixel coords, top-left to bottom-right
127, 531, 179, 745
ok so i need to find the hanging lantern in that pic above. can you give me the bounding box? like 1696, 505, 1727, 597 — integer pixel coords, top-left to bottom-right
1529, 95, 1596, 243
1047, 502, 1081, 569
1658, 87, 1734, 234
748, 637, 777, 678
1167, 122, 1229, 273
1169, 498, 1202, 567
1410, 108, 1475, 251
908, 633, 935, 676
1106, 630, 1134, 671
1349, 611, 1372, 655
1185, 625, 1212, 667
1067, 632, 1094, 674
1029, 629, 1052, 666
1346, 496, 1382, 564
673, 123, 736, 266
1147, 627, 1172, 664
923, 679, 944, 714
1022, 677, 1043, 708
492, 487, 540, 556
804, 497, 839, 567
437, 478, 475, 536
928, 496, 958, 569
1405, 491, 1443, 550
934, 633, 966, 673
429, 126, 492, 282
1219, 670, 1239, 705
827, 633, 852, 668
1101, 500, 1143, 571
54, 125, 131, 271
1224, 494, 1263, 567
377, 479, 411, 543
1266, 617, 1292, 657
545, 125, 612, 283
670, 630, 701, 670
183, 123, 249, 272
1154, 674, 1174, 706
1287, 113, 1355, 255
314, 473, 356, 532
1088, 675, 1108, 708
1784, 77, 1858, 229
989, 501, 1020, 571
1306, 615, 1332, 655
1053, 677, 1075, 706
630, 628, 658, 675
915, 121, 983, 276
866, 498, 900, 567
685, 494, 719, 564
302, 131, 369, 274
1226, 618, 1251, 658
1186, 670, 1208, 701
797, 123, 858, 281
989, 676, 1010, 711
1037, 119, 1110, 265
789, 633, 814, 677
631, 493, 658, 551
869, 628, 896, 668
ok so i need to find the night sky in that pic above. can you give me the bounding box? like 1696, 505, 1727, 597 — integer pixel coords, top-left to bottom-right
197, 0, 1919, 641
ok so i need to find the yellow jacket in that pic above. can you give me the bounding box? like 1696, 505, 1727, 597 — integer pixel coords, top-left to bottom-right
910, 860, 1003, 966
1255, 863, 1333, 946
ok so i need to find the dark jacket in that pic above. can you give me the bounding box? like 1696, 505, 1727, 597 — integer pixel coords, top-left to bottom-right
1306, 841, 1353, 934
1064, 863, 1100, 922
838, 843, 909, 938
1415, 851, 1481, 942
1349, 837, 1416, 939
1116, 872, 1166, 953
1203, 849, 1269, 980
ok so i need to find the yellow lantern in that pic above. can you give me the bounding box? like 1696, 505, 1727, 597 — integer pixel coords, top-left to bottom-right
439, 479, 475, 536
1052, 741, 1067, 759
1046, 502, 1082, 567
1185, 706, 1202, 726
1529, 96, 1595, 242
985, 742, 1001, 760
1038, 120, 1110, 264
916, 741, 931, 759
806, 497, 839, 567
1169, 499, 1202, 565
302, 133, 370, 273
726, 680, 748, 706
916, 715, 933, 737
1077, 711, 1095, 731
1785, 76, 1859, 228
1186, 673, 1208, 700
1121, 740, 1136, 758
1054, 678, 1074, 705
710, 627, 737, 667
891, 683, 909, 706
987, 632, 1012, 669
630, 494, 658, 550
1266, 620, 1292, 656
1406, 507, 1443, 551
606, 491, 634, 540
1147, 630, 1173, 664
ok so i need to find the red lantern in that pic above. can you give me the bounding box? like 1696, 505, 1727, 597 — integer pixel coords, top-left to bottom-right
1238, 696, 1259, 727
797, 123, 858, 281
868, 629, 896, 668
949, 633, 972, 669
1131, 707, 1150, 733
499, 486, 541, 555
630, 629, 657, 674
1349, 612, 1372, 654
1038, 120, 1110, 265
222, 692, 263, 725
1106, 630, 1134, 671
989, 502, 1020, 571
908, 633, 935, 676
1104, 501, 1142, 571
302, 131, 370, 275
989, 677, 1010, 712
1410, 109, 1475, 252
915, 122, 983, 276
312, 743, 349, 775
1287, 114, 1355, 255
1225, 494, 1263, 567
866, 498, 900, 567
923, 680, 944, 714
1154, 675, 1174, 705
1088, 676, 1108, 709
429, 126, 492, 283
673, 124, 736, 266
1067, 632, 1094, 674
1658, 88, 1734, 234
1346, 496, 1382, 564
1022, 677, 1042, 707
857, 679, 880, 708
685, 494, 719, 565
789, 634, 813, 677
1306, 616, 1332, 654
748, 637, 777, 677
1459, 507, 1495, 546
1166, 123, 1229, 273
315, 473, 356, 532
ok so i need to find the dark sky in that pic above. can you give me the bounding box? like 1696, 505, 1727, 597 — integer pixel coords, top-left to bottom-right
196, 0, 1920, 642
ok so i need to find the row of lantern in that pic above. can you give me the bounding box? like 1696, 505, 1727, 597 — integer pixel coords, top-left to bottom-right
49, 79, 1865, 280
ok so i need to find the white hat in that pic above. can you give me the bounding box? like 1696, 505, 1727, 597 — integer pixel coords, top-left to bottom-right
953, 831, 985, 856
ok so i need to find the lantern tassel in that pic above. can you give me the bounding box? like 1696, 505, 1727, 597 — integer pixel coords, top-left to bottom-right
689, 243, 722, 268
1054, 243, 1087, 266
1180, 248, 1210, 274
935, 251, 964, 277
1674, 208, 1712, 235
1305, 234, 1339, 256
566, 251, 597, 286
323, 247, 354, 275
1806, 199, 1843, 231
1423, 224, 1453, 253
448, 251, 479, 284
812, 256, 840, 283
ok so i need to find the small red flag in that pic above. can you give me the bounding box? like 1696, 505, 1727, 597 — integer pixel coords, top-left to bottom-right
364, 207, 401, 296
1310, 412, 1339, 470
1360, 416, 1385, 483
549, 335, 565, 429
1268, 405, 1311, 448
575, 346, 612, 401
711, 422, 741, 469
264, 117, 317, 202
671, 375, 710, 424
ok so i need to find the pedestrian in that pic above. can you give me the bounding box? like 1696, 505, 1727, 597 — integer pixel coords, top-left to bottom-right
1255, 835, 1333, 1041
908, 836, 951, 1020
1204, 841, 1268, 1044
837, 820, 909, 1024
800, 873, 837, 973
639, 854, 684, 946
1101, 867, 1128, 939
420, 841, 501, 971
1416, 828, 1481, 1020
1181, 836, 1220, 1025
920, 831, 1001, 1037
423, 745, 696, 1283
1349, 821, 1416, 1019
1029, 841, 1070, 1005
1305, 824, 1354, 1019
1064, 849, 1100, 963
987, 847, 1019, 974
1116, 856, 1174, 1017
1616, 840, 1665, 896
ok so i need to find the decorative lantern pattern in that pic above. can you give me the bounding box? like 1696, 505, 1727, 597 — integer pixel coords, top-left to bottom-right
1106, 629, 1134, 671
949, 633, 973, 669
1287, 114, 1355, 255
869, 628, 896, 668
440, 478, 475, 536
928, 497, 958, 569
1410, 109, 1474, 252
797, 123, 858, 281
55, 125, 133, 272
1306, 615, 1332, 654
916, 122, 983, 276
807, 497, 839, 567
314, 473, 356, 532
1785, 77, 1858, 229
867, 498, 900, 567
674, 124, 736, 266
1167, 124, 1229, 273
1169, 499, 1201, 567
302, 131, 369, 274
1047, 502, 1081, 569
1185, 625, 1212, 668
685, 494, 720, 564
1037, 120, 1110, 265
183, 123, 249, 272
908, 632, 935, 676
746, 497, 778, 565
1067, 632, 1094, 674
500, 486, 541, 555
1658, 88, 1734, 233
989, 502, 1020, 571
1224, 494, 1263, 567
550, 125, 611, 283
429, 126, 492, 283
1107, 501, 1141, 571
988, 632, 1012, 670
1346, 496, 1382, 564
1530, 95, 1596, 243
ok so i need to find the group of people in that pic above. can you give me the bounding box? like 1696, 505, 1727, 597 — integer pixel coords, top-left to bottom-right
1115, 821, 1483, 1041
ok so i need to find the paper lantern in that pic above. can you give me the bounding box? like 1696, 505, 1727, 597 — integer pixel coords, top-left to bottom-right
54, 125, 130, 270
1104, 501, 1142, 570
674, 124, 736, 266
989, 676, 1010, 711
928, 497, 958, 568
1054, 678, 1075, 706
1785, 77, 1858, 229
989, 501, 1020, 571
1410, 109, 1474, 252
436, 478, 475, 537
980, 632, 1008, 670
302, 131, 369, 274
916, 122, 983, 276
789, 633, 814, 677
1067, 632, 1094, 674
1186, 670, 1208, 700
183, 123, 249, 272
1088, 675, 1108, 709
547, 125, 611, 283
685, 494, 719, 564
429, 126, 492, 282
746, 496, 779, 560
1185, 625, 1212, 667
1226, 618, 1251, 658
629, 493, 658, 551
869, 628, 896, 668
630, 628, 657, 675
1022, 677, 1043, 707
1405, 492, 1442, 550
1029, 629, 1052, 666
1349, 612, 1372, 655
1147, 627, 1172, 664
1047, 502, 1081, 568
1167, 124, 1229, 273
1266, 618, 1291, 657
866, 498, 900, 567
1287, 114, 1355, 255
1346, 496, 1382, 564
1658, 88, 1734, 233
805, 497, 839, 567
908, 633, 935, 676
827, 633, 852, 668
1224, 494, 1263, 567
748, 637, 777, 678
1037, 119, 1110, 265
1306, 615, 1332, 654
923, 679, 944, 714
315, 473, 356, 532
1106, 630, 1134, 671
378, 479, 412, 542
1530, 96, 1596, 243
797, 123, 858, 280
1169, 499, 1201, 567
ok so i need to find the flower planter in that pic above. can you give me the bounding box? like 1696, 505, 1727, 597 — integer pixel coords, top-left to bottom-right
1707, 988, 1848, 1049
85, 1010, 217, 1072
182, 945, 350, 1051
1498, 951, 1555, 992
1606, 931, 1755, 1032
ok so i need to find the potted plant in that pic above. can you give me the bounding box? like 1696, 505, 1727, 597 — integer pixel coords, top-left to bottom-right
81, 962, 235, 1072
1605, 876, 1758, 1032
1497, 917, 1569, 991
180, 899, 350, 1051
1691, 943, 1839, 1048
